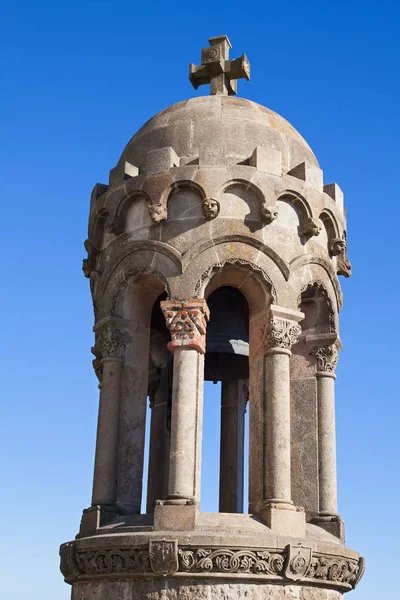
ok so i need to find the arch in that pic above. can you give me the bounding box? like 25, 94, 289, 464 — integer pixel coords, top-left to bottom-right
184, 235, 290, 281
290, 255, 342, 312
297, 281, 337, 334
89, 207, 110, 250
195, 259, 276, 307
109, 190, 152, 235
278, 190, 313, 220
218, 179, 265, 205
166, 180, 206, 221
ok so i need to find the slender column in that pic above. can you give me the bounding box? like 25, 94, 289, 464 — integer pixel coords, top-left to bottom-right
146, 365, 170, 512
313, 344, 339, 516
91, 322, 131, 506
219, 379, 247, 513
161, 299, 209, 504
262, 307, 303, 507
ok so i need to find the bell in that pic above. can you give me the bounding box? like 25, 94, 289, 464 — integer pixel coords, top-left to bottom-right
205, 287, 249, 381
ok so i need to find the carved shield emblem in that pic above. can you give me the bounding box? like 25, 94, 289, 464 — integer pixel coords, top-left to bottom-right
284, 544, 312, 581
149, 539, 179, 576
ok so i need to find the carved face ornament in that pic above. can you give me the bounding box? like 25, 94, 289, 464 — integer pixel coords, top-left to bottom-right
148, 203, 167, 224
260, 203, 279, 224
203, 197, 220, 219
330, 238, 347, 256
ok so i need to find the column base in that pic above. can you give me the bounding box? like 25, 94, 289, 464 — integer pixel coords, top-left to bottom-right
260, 501, 306, 537
154, 500, 198, 531
310, 514, 345, 542
78, 504, 118, 538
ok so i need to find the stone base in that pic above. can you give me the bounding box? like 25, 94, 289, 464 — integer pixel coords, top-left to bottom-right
71, 580, 344, 600
260, 503, 306, 537
153, 502, 198, 531
310, 515, 345, 542
79, 505, 117, 538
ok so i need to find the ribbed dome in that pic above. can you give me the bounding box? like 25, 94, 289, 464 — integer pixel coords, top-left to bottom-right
119, 95, 319, 173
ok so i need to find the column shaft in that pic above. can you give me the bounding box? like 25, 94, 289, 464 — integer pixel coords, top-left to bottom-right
116, 325, 150, 514
167, 347, 204, 501
219, 380, 246, 513
317, 372, 338, 515
264, 349, 292, 502
146, 367, 170, 512
92, 357, 123, 505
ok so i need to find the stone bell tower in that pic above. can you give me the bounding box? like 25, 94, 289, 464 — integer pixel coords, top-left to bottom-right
60, 36, 364, 599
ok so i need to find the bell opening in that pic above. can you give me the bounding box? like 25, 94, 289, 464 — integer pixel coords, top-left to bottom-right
205, 286, 249, 382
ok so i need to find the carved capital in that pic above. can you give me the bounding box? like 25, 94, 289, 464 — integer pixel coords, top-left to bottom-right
264, 317, 301, 351
161, 299, 210, 354
311, 344, 339, 372
96, 327, 132, 360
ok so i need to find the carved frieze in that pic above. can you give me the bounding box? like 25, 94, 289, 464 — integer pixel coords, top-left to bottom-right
60, 542, 363, 590
264, 317, 302, 351
95, 328, 132, 360
311, 344, 339, 373
161, 299, 210, 354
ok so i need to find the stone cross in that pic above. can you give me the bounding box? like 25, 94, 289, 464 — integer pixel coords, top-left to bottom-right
189, 35, 250, 96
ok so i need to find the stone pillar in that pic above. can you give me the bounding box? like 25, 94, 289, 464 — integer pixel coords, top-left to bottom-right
146, 365, 170, 512
154, 299, 209, 531
260, 305, 305, 536
219, 379, 247, 513
310, 343, 344, 541
91, 320, 132, 507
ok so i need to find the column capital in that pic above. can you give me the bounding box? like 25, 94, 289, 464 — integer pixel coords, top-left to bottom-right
263, 305, 304, 352
312, 344, 339, 373
161, 299, 210, 354
92, 316, 133, 361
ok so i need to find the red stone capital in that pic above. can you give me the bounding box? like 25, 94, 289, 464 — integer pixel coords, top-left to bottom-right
161, 299, 210, 354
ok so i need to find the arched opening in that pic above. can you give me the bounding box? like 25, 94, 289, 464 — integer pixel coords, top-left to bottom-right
202, 286, 249, 514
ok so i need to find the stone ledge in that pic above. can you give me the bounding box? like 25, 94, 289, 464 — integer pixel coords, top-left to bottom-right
60, 539, 364, 592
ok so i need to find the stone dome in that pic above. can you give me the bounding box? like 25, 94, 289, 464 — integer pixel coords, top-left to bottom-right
119, 95, 319, 173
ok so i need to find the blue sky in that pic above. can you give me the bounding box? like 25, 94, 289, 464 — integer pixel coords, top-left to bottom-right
1, 1, 399, 598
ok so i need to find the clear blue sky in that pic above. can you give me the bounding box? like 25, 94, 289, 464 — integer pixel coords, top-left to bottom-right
1, 1, 398, 598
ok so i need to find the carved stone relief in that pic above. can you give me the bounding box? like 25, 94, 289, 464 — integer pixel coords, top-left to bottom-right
202, 197, 220, 219
302, 217, 322, 238
161, 299, 210, 354
148, 202, 167, 223
264, 317, 302, 351
260, 203, 279, 224
60, 542, 364, 590
311, 344, 339, 373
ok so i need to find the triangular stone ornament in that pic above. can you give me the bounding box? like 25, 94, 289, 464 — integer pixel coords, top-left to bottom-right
149, 539, 179, 576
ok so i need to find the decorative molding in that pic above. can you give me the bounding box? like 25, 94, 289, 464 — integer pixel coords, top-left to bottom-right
179, 548, 284, 575
95, 328, 132, 360
260, 203, 279, 225
203, 197, 220, 219
161, 299, 210, 354
60, 542, 363, 590
264, 317, 301, 351
311, 344, 339, 373
194, 258, 276, 301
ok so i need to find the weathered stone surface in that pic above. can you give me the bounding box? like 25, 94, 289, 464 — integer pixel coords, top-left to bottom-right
63, 35, 363, 600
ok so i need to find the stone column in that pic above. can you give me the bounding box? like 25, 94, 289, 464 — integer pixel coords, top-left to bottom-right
313, 344, 339, 517
91, 320, 131, 507
146, 365, 170, 512
260, 305, 305, 536
154, 299, 209, 530
219, 379, 247, 513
